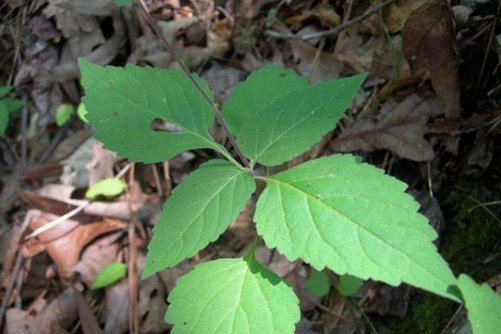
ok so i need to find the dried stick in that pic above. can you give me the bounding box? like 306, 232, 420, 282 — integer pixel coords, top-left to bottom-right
127, 163, 139, 334
134, 0, 251, 169
266, 0, 399, 41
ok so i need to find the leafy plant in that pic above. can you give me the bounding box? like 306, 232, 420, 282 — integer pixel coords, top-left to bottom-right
78, 58, 500, 333
92, 262, 127, 289
0, 86, 23, 136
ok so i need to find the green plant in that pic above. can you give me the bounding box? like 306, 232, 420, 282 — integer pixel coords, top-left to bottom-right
92, 262, 128, 289
0, 86, 22, 136
78, 58, 501, 333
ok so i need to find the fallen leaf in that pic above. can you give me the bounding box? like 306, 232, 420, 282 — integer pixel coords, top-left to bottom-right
72, 232, 122, 287
383, 0, 429, 33
331, 94, 440, 162
28, 288, 79, 334
21, 210, 126, 279
5, 309, 32, 334
104, 280, 130, 334
75, 291, 103, 334
289, 41, 343, 82
403, 1, 460, 119
138, 274, 171, 333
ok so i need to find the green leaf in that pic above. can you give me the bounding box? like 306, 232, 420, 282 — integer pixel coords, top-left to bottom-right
0, 97, 23, 136
115, 0, 132, 6
165, 258, 300, 334
92, 262, 127, 289
0, 86, 12, 98
338, 274, 364, 297
77, 102, 89, 123
223, 65, 308, 136
255, 154, 460, 302
458, 274, 501, 334
79, 58, 225, 163
306, 270, 330, 297
143, 160, 255, 278
85, 178, 126, 199
223, 65, 366, 166
55, 103, 74, 126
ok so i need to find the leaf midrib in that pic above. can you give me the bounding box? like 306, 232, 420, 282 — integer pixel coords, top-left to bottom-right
89, 79, 218, 150
157, 169, 245, 264
267, 177, 454, 290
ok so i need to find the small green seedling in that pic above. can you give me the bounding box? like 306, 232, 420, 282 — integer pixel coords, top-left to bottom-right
78, 58, 501, 333
85, 178, 126, 200
306, 270, 330, 297
55, 103, 75, 127
0, 86, 22, 136
92, 262, 127, 289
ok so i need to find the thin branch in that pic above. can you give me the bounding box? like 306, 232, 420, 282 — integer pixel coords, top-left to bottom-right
134, 0, 251, 169
266, 0, 399, 41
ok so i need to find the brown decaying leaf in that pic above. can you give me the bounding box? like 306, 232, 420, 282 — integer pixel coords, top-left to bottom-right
72, 232, 122, 287
75, 291, 103, 334
104, 280, 130, 334
403, 0, 460, 119
21, 210, 125, 279
5, 309, 32, 334
289, 41, 343, 83
383, 0, 429, 33
27, 288, 79, 334
331, 94, 440, 162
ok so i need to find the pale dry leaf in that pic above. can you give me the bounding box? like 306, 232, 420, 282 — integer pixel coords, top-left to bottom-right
139, 275, 171, 333
104, 280, 130, 334
331, 94, 440, 161
28, 288, 79, 334
5, 309, 32, 334
86, 141, 117, 186
72, 232, 122, 287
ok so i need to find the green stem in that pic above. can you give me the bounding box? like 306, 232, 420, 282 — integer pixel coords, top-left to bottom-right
246, 235, 260, 263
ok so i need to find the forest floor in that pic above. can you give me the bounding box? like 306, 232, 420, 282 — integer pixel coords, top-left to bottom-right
0, 0, 500, 333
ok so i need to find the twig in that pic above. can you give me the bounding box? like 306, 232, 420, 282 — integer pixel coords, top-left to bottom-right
134, 0, 251, 169
475, 0, 501, 98
0, 249, 25, 328
127, 163, 139, 334
20, 96, 28, 174
266, 0, 399, 41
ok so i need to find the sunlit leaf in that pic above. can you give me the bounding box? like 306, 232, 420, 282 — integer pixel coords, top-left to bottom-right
255, 154, 460, 301
166, 257, 300, 333
143, 160, 255, 278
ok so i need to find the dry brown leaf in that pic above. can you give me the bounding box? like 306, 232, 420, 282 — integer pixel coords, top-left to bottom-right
75, 291, 103, 334
360, 283, 412, 317
403, 1, 460, 119
289, 41, 343, 83
21, 210, 125, 279
334, 29, 386, 72
383, 0, 429, 33
72, 232, 122, 287
5, 309, 32, 334
0, 223, 24, 288
139, 275, 171, 333
104, 280, 130, 334
331, 94, 440, 162
27, 288, 79, 334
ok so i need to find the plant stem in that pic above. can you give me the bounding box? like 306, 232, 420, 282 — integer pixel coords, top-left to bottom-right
135, 0, 251, 169
246, 235, 260, 261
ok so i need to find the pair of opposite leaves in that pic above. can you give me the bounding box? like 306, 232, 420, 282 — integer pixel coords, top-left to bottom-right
80, 60, 496, 334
